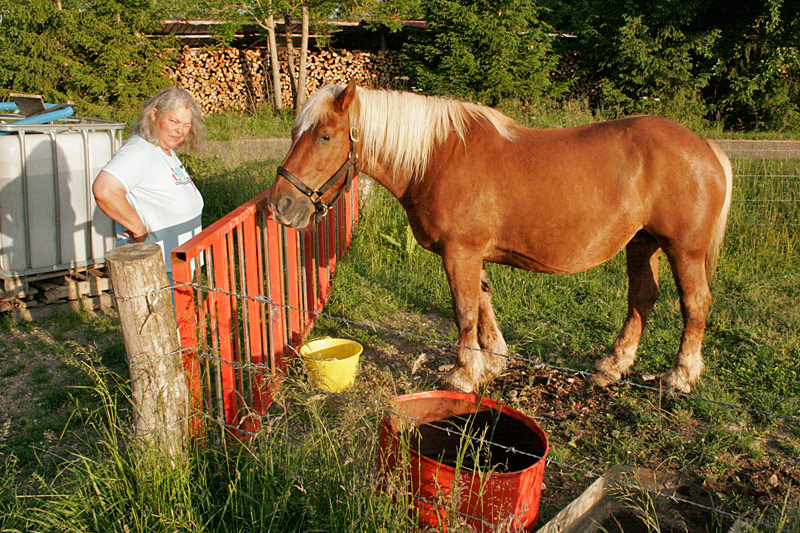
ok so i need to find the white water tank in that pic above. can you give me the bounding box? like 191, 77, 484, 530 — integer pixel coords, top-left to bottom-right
0, 118, 124, 277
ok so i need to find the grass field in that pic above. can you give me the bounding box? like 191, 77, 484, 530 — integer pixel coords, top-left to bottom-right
1, 111, 798, 531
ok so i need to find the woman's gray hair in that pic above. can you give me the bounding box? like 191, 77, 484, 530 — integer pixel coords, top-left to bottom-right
131, 87, 205, 152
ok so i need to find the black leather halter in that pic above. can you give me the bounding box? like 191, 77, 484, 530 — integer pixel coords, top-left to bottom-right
276, 127, 360, 222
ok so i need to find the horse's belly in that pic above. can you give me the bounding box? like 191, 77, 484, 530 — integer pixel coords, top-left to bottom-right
488, 228, 636, 275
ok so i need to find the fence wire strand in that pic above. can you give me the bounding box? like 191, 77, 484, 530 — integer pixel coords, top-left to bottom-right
184, 282, 800, 426
156, 370, 793, 533
110, 279, 799, 533
112, 160, 797, 531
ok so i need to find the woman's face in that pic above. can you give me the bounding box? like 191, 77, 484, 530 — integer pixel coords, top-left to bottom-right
150, 106, 193, 153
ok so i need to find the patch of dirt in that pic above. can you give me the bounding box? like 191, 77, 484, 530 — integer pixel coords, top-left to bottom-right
0, 310, 127, 487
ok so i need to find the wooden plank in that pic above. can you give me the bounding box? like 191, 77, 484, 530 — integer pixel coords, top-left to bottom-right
171, 250, 204, 434
537, 466, 678, 533
266, 219, 288, 372
241, 214, 266, 420
211, 232, 239, 429
285, 227, 302, 346
31, 276, 110, 301
5, 293, 112, 321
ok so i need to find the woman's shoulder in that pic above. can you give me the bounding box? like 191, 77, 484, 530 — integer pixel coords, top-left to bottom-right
103, 134, 158, 181
120, 134, 158, 153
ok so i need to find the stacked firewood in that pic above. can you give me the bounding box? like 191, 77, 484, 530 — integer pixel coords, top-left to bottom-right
165, 46, 404, 114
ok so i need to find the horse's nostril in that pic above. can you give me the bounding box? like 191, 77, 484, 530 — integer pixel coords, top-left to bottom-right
277, 196, 292, 213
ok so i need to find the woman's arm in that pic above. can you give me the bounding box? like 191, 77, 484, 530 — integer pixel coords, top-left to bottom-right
92, 170, 148, 243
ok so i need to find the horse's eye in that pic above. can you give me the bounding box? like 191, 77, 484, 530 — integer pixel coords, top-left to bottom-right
320, 134, 330, 143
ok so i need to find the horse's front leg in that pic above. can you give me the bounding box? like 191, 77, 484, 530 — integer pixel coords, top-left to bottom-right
478, 268, 508, 378
441, 251, 489, 394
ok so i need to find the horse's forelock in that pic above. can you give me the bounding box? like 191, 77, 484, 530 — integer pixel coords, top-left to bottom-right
294, 84, 345, 135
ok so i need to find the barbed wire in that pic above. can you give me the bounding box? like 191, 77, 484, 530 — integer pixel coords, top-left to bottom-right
734, 199, 798, 202
113, 280, 797, 529
111, 283, 178, 303
142, 384, 792, 532
181, 281, 800, 426
106, 276, 799, 427
104, 217, 798, 531
116, 323, 796, 529
736, 173, 800, 178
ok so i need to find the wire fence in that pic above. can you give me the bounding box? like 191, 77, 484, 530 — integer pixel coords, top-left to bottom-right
112, 279, 798, 532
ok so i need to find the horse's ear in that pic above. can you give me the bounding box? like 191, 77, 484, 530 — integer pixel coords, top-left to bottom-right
334, 81, 357, 113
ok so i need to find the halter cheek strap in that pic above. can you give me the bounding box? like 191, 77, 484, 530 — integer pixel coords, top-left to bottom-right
276, 128, 360, 222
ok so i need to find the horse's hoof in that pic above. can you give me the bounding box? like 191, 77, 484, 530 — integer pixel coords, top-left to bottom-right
587, 374, 615, 388
443, 368, 476, 394
660, 369, 693, 394
483, 357, 508, 382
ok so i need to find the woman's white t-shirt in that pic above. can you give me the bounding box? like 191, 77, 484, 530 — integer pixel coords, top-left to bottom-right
100, 134, 204, 272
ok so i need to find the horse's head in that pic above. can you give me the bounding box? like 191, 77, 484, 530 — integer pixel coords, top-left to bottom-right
268, 82, 359, 229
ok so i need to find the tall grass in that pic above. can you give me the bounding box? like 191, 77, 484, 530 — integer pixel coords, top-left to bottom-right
2, 361, 419, 532
184, 155, 281, 226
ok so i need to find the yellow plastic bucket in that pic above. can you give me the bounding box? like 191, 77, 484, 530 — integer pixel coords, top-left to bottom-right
299, 338, 362, 392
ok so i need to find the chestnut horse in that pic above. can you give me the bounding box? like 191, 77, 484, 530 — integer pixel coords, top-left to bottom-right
268, 82, 733, 394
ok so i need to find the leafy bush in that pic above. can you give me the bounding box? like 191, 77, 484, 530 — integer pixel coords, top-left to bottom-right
542, 0, 800, 132
598, 14, 718, 127
709, 0, 800, 131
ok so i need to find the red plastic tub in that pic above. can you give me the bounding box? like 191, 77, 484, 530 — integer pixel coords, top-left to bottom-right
379, 390, 549, 531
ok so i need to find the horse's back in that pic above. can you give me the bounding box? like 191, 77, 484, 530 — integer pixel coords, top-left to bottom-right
428, 115, 729, 273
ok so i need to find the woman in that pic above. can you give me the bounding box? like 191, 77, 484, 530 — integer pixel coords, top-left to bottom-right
93, 87, 205, 275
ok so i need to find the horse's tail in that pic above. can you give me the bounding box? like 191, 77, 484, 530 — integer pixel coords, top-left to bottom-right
704, 139, 733, 285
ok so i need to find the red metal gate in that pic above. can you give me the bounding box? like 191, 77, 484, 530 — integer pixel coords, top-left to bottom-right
171, 180, 359, 435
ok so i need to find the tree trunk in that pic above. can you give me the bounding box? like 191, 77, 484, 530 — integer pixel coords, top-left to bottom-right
296, 4, 310, 108
266, 2, 283, 110
283, 14, 298, 107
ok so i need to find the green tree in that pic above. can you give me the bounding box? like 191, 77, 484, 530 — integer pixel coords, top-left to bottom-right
403, 0, 562, 108
0, 0, 172, 120
600, 13, 718, 122
708, 0, 800, 131
542, 0, 718, 123
343, 0, 424, 32
542, 0, 800, 131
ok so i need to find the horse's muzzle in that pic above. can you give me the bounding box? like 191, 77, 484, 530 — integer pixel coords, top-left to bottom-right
268, 190, 313, 229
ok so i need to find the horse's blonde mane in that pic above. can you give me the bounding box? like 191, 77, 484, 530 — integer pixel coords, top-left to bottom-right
295, 84, 520, 180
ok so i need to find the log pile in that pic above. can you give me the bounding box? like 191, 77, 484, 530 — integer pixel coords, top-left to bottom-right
165, 46, 404, 114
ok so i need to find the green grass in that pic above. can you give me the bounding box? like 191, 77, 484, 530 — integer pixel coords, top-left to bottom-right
185, 155, 282, 226
203, 104, 293, 141
2, 359, 420, 532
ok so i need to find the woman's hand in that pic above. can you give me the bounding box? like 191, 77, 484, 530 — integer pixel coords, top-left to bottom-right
122, 228, 148, 243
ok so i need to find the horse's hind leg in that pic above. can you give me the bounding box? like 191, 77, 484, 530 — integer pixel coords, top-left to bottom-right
661, 248, 712, 393
477, 268, 507, 378
594, 231, 661, 385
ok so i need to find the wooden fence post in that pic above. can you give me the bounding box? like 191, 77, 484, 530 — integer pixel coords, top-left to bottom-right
106, 243, 189, 457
